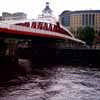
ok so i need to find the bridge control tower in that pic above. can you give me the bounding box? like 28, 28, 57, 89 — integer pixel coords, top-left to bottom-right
42, 2, 53, 16
38, 2, 56, 24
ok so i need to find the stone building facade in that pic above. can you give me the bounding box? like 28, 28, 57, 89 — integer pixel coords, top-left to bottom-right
59, 10, 100, 34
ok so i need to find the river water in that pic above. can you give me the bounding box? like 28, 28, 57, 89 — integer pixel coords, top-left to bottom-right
0, 61, 100, 100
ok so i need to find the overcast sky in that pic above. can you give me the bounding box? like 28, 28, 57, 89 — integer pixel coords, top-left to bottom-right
0, 0, 100, 19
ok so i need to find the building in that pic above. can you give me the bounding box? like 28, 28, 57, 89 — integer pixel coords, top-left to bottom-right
0, 12, 27, 21
59, 10, 100, 35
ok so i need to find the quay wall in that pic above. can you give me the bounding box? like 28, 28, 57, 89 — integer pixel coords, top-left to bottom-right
18, 48, 100, 65
55, 48, 100, 65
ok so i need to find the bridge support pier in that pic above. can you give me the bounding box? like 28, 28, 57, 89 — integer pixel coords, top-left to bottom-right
6, 39, 18, 64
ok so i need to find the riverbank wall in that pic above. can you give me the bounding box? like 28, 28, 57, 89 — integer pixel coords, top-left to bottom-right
55, 48, 100, 65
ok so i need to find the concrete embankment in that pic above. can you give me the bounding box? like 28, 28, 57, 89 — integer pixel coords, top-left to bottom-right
55, 48, 100, 65
1, 48, 100, 66
28, 48, 100, 65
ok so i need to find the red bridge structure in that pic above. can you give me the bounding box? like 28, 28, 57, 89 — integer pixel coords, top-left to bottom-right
0, 20, 85, 61
0, 20, 84, 42
0, 2, 85, 64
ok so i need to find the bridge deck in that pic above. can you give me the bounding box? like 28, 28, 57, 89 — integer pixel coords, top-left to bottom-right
0, 23, 85, 44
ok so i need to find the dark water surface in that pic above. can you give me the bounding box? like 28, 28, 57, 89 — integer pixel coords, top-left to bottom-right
0, 61, 100, 100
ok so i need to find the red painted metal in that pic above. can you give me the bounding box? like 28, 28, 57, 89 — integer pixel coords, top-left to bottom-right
24, 22, 30, 27
49, 24, 52, 31
0, 27, 64, 39
43, 23, 48, 30
37, 22, 43, 29
15, 22, 72, 37
31, 22, 36, 28
52, 25, 57, 32
0, 22, 85, 44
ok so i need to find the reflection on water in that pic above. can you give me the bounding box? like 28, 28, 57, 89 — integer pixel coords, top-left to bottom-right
0, 64, 100, 100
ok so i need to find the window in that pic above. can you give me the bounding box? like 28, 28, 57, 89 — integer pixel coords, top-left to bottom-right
62, 15, 70, 26
82, 14, 84, 25
89, 14, 91, 25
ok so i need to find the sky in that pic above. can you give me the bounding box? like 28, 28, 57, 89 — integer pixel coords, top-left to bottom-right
0, 0, 100, 19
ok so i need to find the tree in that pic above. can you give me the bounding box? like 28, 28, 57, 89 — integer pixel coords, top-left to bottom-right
93, 33, 100, 48
76, 27, 84, 39
77, 26, 95, 46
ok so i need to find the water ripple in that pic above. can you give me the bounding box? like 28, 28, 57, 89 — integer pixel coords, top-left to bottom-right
0, 65, 100, 100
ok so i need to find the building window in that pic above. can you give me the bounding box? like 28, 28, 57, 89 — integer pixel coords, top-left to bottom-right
89, 14, 91, 25
92, 14, 95, 25
62, 15, 70, 26
85, 14, 88, 25
82, 14, 84, 25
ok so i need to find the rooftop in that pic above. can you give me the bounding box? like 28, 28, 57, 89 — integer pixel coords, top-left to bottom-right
60, 10, 100, 16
